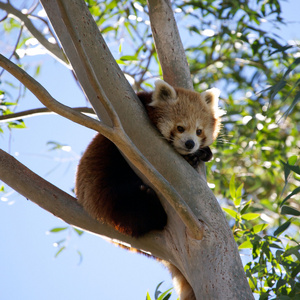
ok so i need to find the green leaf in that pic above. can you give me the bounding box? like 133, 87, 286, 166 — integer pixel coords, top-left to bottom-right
291, 264, 300, 278
234, 183, 244, 207
283, 245, 300, 258
49, 227, 68, 233
280, 160, 299, 195
282, 160, 291, 184
240, 199, 252, 215
252, 223, 269, 234
124, 21, 134, 39
53, 239, 66, 246
269, 243, 282, 250
283, 57, 300, 78
281, 206, 300, 216
34, 65, 41, 77
281, 186, 300, 207
223, 208, 238, 219
288, 164, 300, 175
274, 220, 291, 236
239, 240, 253, 249
47, 141, 70, 151
283, 162, 300, 176
101, 26, 115, 34
241, 213, 260, 221
73, 227, 84, 236
146, 291, 151, 300
246, 269, 257, 289
55, 246, 66, 258
115, 59, 127, 65
288, 155, 298, 165
119, 55, 138, 61
77, 250, 83, 265
275, 278, 286, 292
229, 174, 236, 200
270, 79, 286, 104
157, 288, 172, 300
154, 281, 164, 299
282, 90, 300, 118
269, 45, 293, 56
8, 120, 26, 129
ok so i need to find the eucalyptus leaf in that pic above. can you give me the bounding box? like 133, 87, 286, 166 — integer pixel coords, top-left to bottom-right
281, 206, 300, 216
49, 227, 68, 233
274, 220, 291, 236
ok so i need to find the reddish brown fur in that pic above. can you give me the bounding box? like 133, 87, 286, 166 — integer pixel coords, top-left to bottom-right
76, 130, 167, 237
163, 262, 196, 300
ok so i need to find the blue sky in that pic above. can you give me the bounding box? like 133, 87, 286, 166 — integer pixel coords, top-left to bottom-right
1, 1, 300, 300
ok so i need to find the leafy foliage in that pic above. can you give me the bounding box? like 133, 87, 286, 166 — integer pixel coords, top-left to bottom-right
146, 282, 173, 300
48, 225, 84, 262
0, 0, 299, 299
224, 173, 300, 299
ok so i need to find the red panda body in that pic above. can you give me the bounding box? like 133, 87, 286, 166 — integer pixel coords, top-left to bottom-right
75, 80, 221, 300
75, 132, 167, 237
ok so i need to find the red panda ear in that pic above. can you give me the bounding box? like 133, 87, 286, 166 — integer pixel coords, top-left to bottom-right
201, 88, 220, 113
150, 80, 177, 106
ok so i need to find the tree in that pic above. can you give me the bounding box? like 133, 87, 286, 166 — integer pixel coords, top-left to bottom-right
0, 1, 299, 299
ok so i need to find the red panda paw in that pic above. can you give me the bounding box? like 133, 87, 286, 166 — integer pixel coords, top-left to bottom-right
198, 146, 213, 162
184, 146, 213, 168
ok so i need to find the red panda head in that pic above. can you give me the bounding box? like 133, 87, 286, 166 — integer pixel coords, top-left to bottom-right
149, 80, 221, 155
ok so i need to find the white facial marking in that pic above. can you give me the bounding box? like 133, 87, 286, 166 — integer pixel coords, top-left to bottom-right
172, 128, 201, 155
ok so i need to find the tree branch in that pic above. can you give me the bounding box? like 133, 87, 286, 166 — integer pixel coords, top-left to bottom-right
0, 148, 168, 258
0, 54, 114, 139
147, 0, 193, 89
0, 107, 95, 123
56, 0, 121, 129
147, 0, 207, 176
0, 1, 68, 66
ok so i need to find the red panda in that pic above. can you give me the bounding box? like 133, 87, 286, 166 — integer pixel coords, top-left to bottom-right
75, 80, 221, 300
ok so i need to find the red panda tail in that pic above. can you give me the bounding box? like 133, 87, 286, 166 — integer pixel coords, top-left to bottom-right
162, 261, 196, 300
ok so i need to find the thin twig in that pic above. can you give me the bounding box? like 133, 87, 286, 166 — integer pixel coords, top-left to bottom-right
0, 2, 68, 66
0, 107, 95, 123
0, 25, 23, 77
26, 0, 39, 15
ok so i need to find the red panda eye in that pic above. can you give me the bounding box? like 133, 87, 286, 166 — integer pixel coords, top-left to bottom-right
177, 126, 185, 133
196, 129, 202, 136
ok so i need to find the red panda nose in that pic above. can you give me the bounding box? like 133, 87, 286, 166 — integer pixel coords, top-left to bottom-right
185, 140, 195, 150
